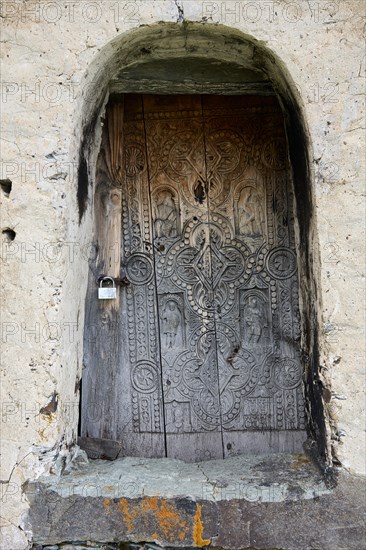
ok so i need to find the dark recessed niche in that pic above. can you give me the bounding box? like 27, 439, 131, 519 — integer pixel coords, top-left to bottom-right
2, 228, 16, 241
0, 179, 12, 196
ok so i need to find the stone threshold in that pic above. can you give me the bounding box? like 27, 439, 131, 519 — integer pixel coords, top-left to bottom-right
26, 452, 365, 550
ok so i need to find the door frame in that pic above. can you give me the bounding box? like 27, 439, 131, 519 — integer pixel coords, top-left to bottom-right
76, 22, 329, 468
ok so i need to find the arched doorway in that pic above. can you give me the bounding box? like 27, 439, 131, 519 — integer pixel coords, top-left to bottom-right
78, 23, 325, 464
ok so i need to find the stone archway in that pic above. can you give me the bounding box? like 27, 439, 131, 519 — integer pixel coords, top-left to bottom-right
76, 23, 327, 465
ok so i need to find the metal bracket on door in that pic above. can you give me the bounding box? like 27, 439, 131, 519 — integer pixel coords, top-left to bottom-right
97, 274, 130, 287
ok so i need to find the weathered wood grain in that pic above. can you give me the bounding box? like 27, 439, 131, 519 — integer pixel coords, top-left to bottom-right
77, 436, 122, 460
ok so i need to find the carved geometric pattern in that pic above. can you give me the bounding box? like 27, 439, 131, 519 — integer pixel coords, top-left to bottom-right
262, 137, 287, 170
125, 143, 146, 176
125, 253, 154, 285
132, 361, 159, 393
274, 358, 302, 390
116, 96, 305, 458
266, 247, 297, 280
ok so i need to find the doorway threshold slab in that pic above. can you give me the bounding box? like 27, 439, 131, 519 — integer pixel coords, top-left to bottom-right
26, 452, 364, 549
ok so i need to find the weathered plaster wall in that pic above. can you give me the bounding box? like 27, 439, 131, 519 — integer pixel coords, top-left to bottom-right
1, 1, 365, 548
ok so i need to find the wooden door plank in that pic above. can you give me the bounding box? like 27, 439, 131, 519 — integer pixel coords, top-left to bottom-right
166, 432, 224, 463
222, 430, 306, 457
78, 436, 122, 461
143, 95, 224, 460
81, 101, 124, 442
202, 97, 306, 458
115, 94, 166, 457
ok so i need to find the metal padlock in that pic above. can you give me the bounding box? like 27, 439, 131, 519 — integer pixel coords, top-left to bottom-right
98, 277, 117, 300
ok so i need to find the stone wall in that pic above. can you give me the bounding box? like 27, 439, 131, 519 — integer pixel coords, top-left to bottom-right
1, 1, 365, 548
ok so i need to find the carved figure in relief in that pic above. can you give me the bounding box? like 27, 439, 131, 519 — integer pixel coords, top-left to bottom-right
153, 190, 178, 238
245, 296, 264, 344
162, 300, 182, 348
166, 400, 190, 433
238, 187, 265, 236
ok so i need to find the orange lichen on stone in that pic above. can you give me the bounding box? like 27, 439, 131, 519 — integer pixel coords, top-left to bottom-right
142, 496, 159, 511
193, 504, 210, 547
118, 498, 134, 532
141, 497, 189, 542
103, 498, 111, 513
111, 496, 195, 543
156, 500, 181, 541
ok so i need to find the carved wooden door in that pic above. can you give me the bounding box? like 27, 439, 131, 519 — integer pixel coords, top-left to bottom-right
82, 95, 306, 461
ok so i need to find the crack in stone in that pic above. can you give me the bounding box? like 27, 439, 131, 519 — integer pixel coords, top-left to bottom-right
196, 462, 221, 502
174, 0, 184, 23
